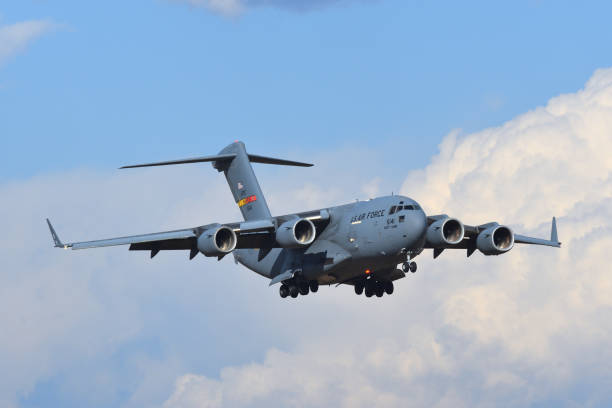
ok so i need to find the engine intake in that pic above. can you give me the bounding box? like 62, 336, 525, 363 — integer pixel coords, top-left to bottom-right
476, 225, 514, 255
426, 217, 465, 247
276, 218, 316, 248
197, 225, 237, 256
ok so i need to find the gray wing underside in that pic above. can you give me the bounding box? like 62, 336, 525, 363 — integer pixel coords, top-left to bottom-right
425, 215, 561, 256
46, 209, 330, 257
67, 229, 198, 250
47, 219, 208, 257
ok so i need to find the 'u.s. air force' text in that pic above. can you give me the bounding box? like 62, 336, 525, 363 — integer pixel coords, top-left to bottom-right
350, 209, 385, 223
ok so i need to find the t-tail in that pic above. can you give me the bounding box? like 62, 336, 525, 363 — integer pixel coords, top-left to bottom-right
120, 141, 313, 221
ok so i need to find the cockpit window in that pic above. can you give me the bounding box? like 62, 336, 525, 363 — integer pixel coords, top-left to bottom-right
405, 205, 414, 210
389, 206, 397, 215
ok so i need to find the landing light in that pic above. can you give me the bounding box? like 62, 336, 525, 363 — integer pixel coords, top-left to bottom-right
365, 269, 371, 275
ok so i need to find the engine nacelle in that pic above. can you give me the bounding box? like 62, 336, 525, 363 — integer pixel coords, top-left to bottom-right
476, 225, 514, 255
426, 217, 465, 247
276, 218, 316, 248
197, 225, 237, 256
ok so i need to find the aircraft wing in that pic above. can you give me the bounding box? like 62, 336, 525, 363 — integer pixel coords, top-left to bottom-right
46, 219, 271, 259
47, 218, 209, 258
424, 215, 560, 257
46, 209, 331, 258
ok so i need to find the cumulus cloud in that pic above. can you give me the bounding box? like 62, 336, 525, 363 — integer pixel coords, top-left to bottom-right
0, 148, 385, 407
0, 19, 57, 67
163, 68, 612, 407
175, 0, 370, 16
3, 69, 612, 407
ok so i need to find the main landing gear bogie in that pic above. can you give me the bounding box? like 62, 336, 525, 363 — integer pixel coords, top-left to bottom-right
357, 279, 394, 298
402, 261, 417, 273
280, 280, 319, 299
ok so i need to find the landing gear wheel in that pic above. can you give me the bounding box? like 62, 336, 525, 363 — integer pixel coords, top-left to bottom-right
409, 261, 417, 273
355, 283, 364, 295
375, 283, 384, 297
289, 285, 299, 298
402, 262, 410, 273
384, 281, 394, 295
364, 285, 374, 297
309, 281, 319, 293
279, 285, 289, 298
299, 283, 309, 296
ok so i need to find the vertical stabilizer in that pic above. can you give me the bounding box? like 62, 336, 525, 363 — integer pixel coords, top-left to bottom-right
119, 141, 312, 222
214, 142, 272, 221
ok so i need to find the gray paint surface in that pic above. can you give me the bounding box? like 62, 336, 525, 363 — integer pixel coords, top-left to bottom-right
47, 142, 561, 295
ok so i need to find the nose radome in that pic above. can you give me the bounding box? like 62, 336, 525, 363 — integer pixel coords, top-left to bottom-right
409, 207, 428, 242
417, 210, 427, 236
401, 207, 428, 248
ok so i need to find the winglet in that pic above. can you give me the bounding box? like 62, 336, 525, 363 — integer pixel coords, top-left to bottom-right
551, 217, 559, 244
46, 219, 68, 249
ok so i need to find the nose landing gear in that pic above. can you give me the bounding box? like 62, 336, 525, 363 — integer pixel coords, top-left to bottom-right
402, 261, 417, 273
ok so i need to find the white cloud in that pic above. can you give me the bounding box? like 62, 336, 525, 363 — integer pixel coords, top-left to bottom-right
0, 148, 386, 406
3, 68, 612, 407
0, 19, 57, 67
163, 68, 612, 407
173, 0, 369, 16
178, 0, 244, 15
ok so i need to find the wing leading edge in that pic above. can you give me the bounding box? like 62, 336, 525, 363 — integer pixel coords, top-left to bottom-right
46, 218, 199, 250
46, 209, 331, 258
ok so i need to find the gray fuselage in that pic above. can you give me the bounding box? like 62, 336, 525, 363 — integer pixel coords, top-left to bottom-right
234, 195, 427, 285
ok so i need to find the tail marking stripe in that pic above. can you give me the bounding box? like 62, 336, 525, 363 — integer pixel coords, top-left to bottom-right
237, 195, 257, 208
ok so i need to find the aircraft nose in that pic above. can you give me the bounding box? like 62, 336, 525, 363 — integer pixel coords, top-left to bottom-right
415, 209, 427, 237
405, 208, 428, 247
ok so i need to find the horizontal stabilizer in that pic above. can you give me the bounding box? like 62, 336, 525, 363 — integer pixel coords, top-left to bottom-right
120, 152, 313, 170
120, 154, 236, 169
247, 154, 313, 167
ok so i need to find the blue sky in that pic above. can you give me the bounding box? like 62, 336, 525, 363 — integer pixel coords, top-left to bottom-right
3, 0, 612, 181
3, 1, 612, 407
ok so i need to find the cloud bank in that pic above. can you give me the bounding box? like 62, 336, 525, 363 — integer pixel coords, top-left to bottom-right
0, 19, 56, 67
0, 151, 386, 407
2, 68, 612, 407
164, 69, 612, 407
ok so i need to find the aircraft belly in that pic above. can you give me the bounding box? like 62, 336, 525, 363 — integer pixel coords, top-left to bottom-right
233, 197, 424, 284
302, 239, 351, 280
234, 248, 299, 279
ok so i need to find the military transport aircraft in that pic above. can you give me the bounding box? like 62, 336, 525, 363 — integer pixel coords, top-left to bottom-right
47, 141, 561, 299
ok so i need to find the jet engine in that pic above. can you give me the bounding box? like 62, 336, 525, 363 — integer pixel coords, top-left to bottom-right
476, 225, 514, 255
197, 225, 237, 256
276, 218, 316, 248
426, 217, 465, 247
